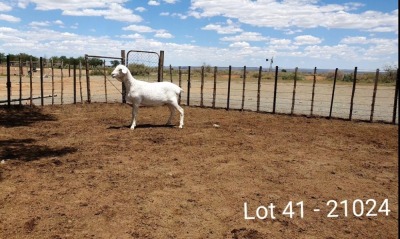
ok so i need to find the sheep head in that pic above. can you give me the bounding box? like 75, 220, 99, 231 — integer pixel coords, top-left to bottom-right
111, 64, 129, 82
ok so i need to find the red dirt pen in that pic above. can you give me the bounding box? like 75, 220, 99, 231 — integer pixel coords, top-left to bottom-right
0, 103, 398, 238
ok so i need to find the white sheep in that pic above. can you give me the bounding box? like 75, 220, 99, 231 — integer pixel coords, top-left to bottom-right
111, 64, 184, 130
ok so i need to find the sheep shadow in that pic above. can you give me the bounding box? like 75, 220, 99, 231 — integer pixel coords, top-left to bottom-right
108, 124, 176, 130
0, 138, 77, 162
0, 105, 57, 128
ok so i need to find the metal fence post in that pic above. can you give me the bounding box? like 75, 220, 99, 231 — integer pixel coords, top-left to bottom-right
273, 66, 278, 114
227, 65, 232, 110
349, 67, 358, 120
329, 68, 338, 118
6, 55, 11, 107
370, 69, 379, 122
40, 57, 44, 106
291, 67, 299, 115
256, 66, 262, 112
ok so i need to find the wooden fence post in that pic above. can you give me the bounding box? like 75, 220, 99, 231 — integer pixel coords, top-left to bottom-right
392, 68, 399, 124
273, 66, 278, 114
370, 69, 379, 122
29, 58, 33, 107
310, 67, 317, 115
227, 65, 232, 110
178, 66, 182, 105
6, 55, 11, 107
187, 66, 191, 106
85, 55, 91, 103
121, 50, 126, 103
241, 66, 246, 111
73, 64, 77, 104
349, 67, 358, 120
212, 66, 217, 108
103, 60, 107, 103
329, 68, 338, 118
61, 60, 64, 105
200, 66, 204, 107
19, 58, 22, 105
256, 66, 262, 112
291, 67, 298, 115
169, 64, 173, 83
51, 59, 54, 105
40, 57, 44, 106
79, 61, 83, 103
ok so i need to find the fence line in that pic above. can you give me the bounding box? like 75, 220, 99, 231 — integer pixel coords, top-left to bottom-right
1, 57, 398, 124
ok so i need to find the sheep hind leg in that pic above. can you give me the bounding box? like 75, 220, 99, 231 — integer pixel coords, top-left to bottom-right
166, 104, 175, 126
171, 102, 184, 129
130, 104, 138, 130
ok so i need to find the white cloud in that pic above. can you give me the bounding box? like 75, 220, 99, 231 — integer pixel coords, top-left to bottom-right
160, 12, 170, 16
202, 19, 242, 34
135, 7, 146, 12
189, 0, 398, 33
163, 0, 178, 3
148, 1, 160, 6
294, 35, 322, 45
17, 1, 142, 23
29, 21, 51, 27
154, 30, 173, 39
119, 33, 145, 39
123, 24, 154, 33
221, 32, 268, 42
0, 13, 21, 22
229, 41, 250, 48
0, 2, 12, 11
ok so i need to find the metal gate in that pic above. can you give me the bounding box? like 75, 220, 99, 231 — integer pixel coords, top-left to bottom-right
126, 50, 164, 82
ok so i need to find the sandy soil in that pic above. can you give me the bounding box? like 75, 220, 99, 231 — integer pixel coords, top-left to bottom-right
0, 103, 398, 238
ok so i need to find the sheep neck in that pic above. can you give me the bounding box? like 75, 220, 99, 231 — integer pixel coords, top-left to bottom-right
123, 73, 137, 90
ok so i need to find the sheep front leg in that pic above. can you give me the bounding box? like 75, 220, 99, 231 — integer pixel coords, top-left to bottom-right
130, 104, 138, 130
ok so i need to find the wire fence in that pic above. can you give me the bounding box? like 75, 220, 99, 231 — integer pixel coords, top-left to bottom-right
1, 56, 398, 124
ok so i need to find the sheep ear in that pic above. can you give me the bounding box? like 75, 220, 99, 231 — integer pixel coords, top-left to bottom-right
121, 66, 128, 74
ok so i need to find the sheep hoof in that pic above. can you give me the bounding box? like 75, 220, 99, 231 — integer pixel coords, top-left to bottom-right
178, 125, 183, 129
130, 126, 135, 130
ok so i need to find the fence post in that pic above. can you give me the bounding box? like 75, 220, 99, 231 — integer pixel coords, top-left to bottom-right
68, 64, 71, 77
19, 58, 22, 105
329, 68, 338, 118
256, 66, 262, 112
61, 60, 64, 105
85, 55, 91, 103
291, 67, 298, 115
103, 60, 107, 103
178, 66, 182, 105
349, 67, 358, 120
370, 69, 379, 122
121, 50, 126, 103
169, 64, 173, 83
241, 66, 246, 111
200, 66, 204, 107
187, 66, 191, 106
6, 55, 11, 107
40, 57, 44, 106
79, 61, 83, 103
212, 66, 217, 109
273, 66, 278, 114
29, 58, 33, 107
73, 64, 77, 104
51, 59, 54, 105
158, 50, 164, 82
227, 65, 232, 110
310, 67, 317, 115
392, 68, 399, 124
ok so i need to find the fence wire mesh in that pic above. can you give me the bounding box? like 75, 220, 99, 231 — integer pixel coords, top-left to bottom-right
126, 50, 160, 82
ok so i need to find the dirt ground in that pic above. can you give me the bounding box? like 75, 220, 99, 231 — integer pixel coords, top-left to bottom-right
0, 103, 398, 239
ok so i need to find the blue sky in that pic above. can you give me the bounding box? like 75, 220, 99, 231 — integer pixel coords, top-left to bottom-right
0, 0, 398, 70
